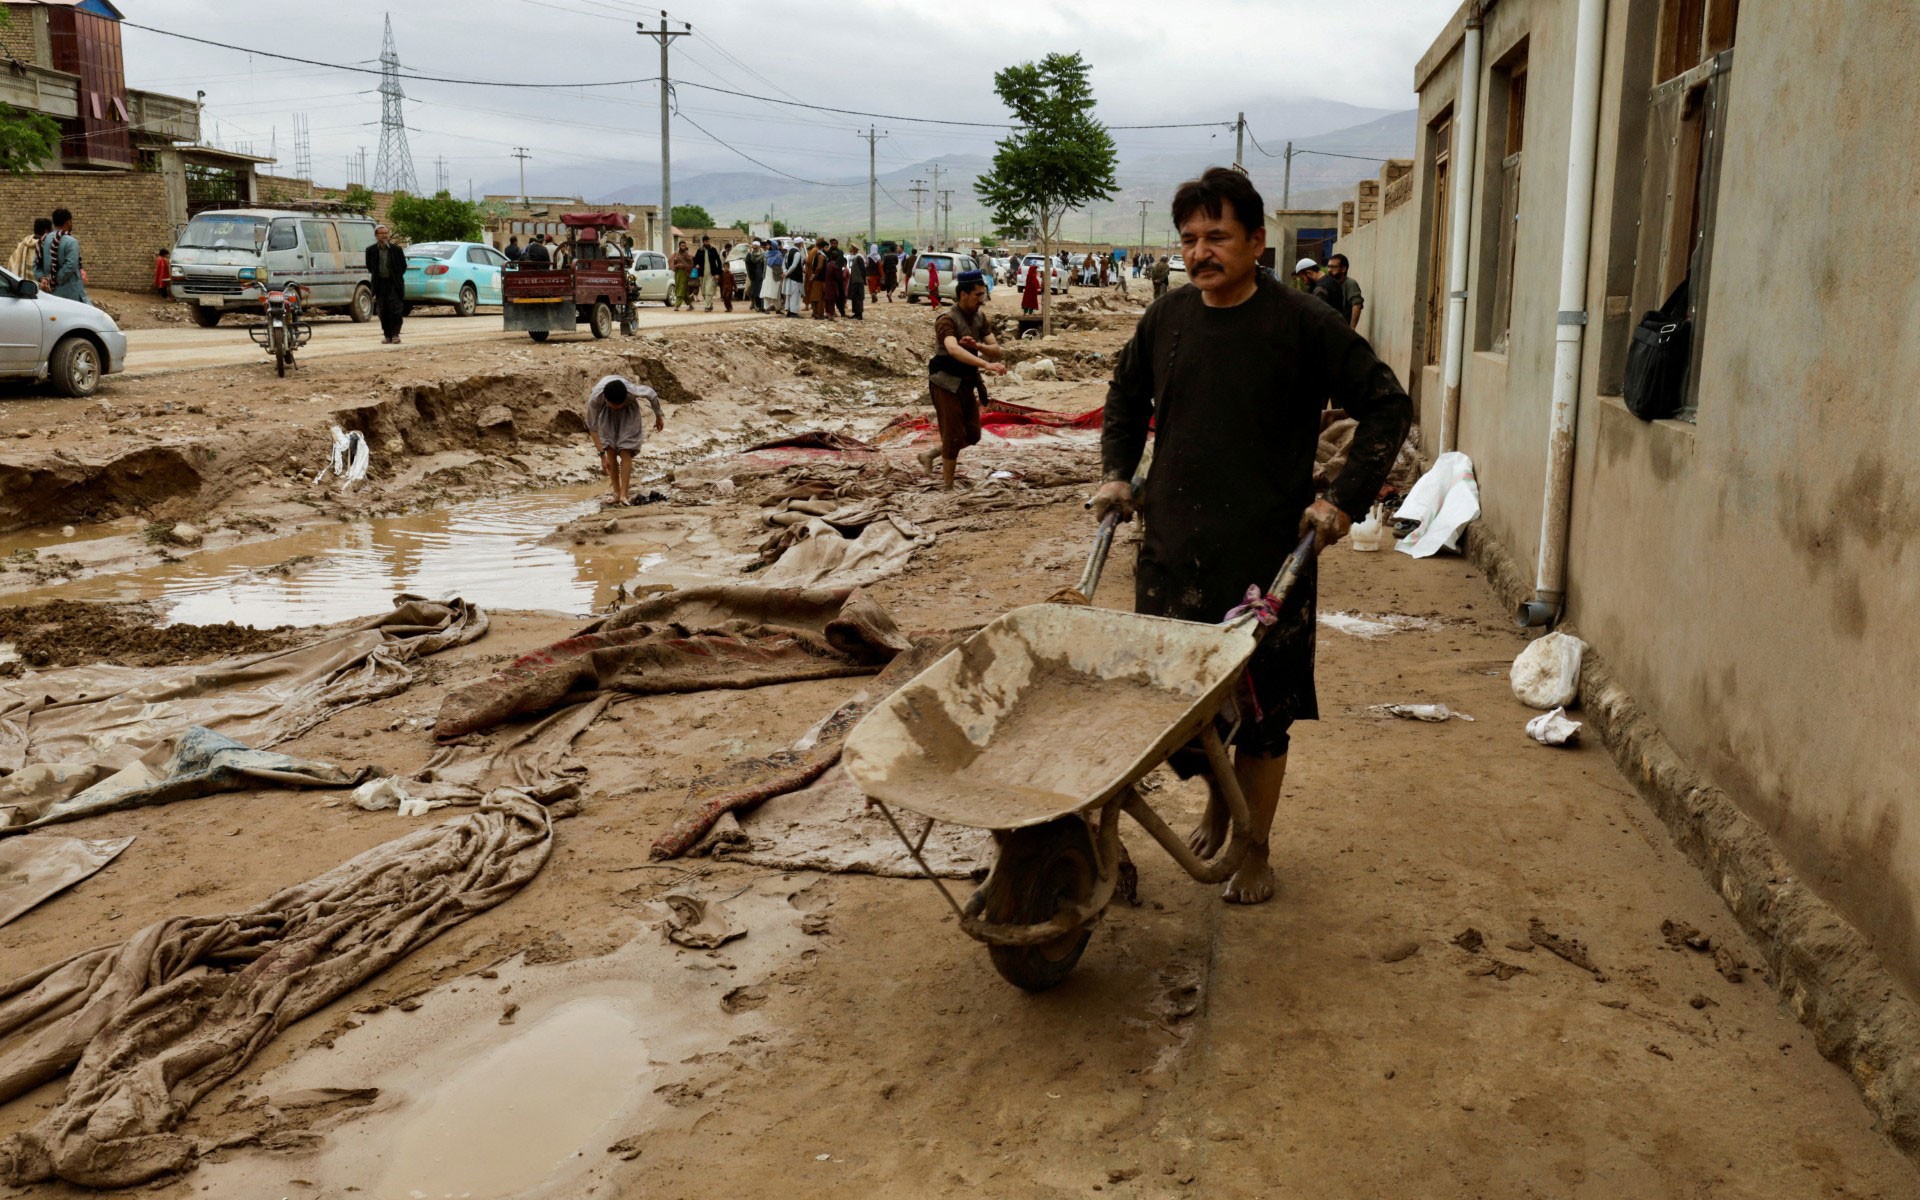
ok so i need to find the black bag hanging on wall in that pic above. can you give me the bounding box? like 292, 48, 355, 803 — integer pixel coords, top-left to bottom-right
1624, 278, 1692, 421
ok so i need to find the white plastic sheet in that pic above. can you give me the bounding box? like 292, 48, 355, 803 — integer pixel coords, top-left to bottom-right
1395, 451, 1480, 558
1525, 707, 1583, 746
318, 426, 369, 487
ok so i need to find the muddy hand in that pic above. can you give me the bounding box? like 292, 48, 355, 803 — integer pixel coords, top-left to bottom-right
1089, 479, 1134, 522
1299, 499, 1351, 553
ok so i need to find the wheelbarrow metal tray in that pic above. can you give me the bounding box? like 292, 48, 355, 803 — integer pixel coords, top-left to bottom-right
844, 603, 1254, 831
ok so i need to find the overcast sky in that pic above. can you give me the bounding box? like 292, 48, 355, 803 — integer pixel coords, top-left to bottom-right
121, 0, 1458, 193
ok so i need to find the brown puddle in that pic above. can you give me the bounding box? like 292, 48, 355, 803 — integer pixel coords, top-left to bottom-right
4, 488, 661, 627
189, 876, 816, 1199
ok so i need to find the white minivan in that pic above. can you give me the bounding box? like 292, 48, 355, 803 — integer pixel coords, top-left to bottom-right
168, 208, 380, 327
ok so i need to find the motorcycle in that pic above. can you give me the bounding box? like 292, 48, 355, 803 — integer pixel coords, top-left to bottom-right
246, 279, 313, 376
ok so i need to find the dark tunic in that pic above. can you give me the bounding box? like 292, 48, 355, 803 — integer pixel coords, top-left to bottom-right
1102, 273, 1411, 755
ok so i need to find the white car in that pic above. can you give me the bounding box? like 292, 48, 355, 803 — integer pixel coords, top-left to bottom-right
1020, 254, 1069, 296
1165, 254, 1189, 289
0, 268, 127, 396
906, 252, 993, 302
625, 249, 678, 305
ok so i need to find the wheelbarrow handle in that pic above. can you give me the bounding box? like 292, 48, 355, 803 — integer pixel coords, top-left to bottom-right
1224, 532, 1319, 639
1071, 443, 1155, 603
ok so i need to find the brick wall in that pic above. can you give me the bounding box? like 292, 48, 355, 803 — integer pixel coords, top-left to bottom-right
0, 170, 170, 291
0, 4, 43, 62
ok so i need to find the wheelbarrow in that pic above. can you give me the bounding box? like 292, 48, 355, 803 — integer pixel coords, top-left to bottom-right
843, 508, 1317, 991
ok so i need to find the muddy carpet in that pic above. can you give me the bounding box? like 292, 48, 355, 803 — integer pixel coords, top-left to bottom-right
435, 586, 909, 739
0, 597, 486, 824
0, 793, 552, 1188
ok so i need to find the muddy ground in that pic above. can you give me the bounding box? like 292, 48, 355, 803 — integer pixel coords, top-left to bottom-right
0, 290, 1913, 1198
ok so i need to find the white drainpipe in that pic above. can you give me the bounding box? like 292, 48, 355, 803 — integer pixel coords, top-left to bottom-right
1436, 4, 1485, 453
1517, 0, 1610, 627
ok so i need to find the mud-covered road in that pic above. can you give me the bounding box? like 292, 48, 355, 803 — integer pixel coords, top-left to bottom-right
0, 292, 1912, 1198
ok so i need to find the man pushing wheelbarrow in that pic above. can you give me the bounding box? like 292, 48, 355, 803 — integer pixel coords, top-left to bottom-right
845, 167, 1410, 990
1090, 165, 1413, 904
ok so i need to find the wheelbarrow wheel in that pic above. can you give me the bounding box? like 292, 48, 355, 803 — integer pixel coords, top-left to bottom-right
983, 818, 1097, 992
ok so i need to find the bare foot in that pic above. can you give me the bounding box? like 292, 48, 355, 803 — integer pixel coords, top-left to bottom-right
1186, 785, 1228, 858
916, 446, 940, 473
1222, 843, 1275, 904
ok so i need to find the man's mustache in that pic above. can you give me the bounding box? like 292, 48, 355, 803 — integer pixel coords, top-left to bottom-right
1192, 262, 1224, 274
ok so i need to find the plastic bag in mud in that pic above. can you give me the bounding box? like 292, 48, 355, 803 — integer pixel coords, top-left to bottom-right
319, 426, 369, 487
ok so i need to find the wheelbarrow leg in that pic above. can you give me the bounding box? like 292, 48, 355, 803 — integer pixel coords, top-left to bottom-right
1119, 725, 1255, 886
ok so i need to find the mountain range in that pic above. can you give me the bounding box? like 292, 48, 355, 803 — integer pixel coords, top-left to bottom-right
473, 102, 1415, 244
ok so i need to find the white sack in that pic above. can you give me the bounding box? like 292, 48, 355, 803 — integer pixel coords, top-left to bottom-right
1511, 631, 1587, 709
1525, 707, 1583, 746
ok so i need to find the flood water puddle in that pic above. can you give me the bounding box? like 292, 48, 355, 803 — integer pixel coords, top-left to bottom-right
378, 998, 651, 1198
6, 488, 679, 626
189, 876, 817, 1199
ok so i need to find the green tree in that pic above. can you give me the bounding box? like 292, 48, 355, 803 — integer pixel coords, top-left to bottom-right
670, 203, 714, 231
729, 218, 750, 234
388, 190, 484, 242
339, 184, 376, 215
770, 218, 790, 238
0, 103, 59, 176
974, 52, 1117, 335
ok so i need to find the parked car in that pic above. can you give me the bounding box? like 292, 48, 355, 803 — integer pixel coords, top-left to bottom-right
725, 241, 752, 296
402, 241, 505, 316
1165, 254, 1189, 289
168, 208, 378, 327
906, 252, 993, 302
625, 248, 677, 305
0, 267, 126, 397
1020, 253, 1069, 295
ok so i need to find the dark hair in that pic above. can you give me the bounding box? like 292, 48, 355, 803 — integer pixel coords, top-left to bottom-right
50, 208, 71, 228
32, 218, 51, 236
603, 379, 629, 404
1170, 167, 1264, 236
1328, 253, 1350, 269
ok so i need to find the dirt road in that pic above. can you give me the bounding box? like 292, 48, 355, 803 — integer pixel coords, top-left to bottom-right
0, 292, 1911, 1197
117, 306, 763, 377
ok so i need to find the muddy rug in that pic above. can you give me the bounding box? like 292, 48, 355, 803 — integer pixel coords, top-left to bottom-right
0, 597, 486, 823
0, 725, 372, 834
0, 793, 552, 1188
0, 834, 133, 927
435, 586, 909, 739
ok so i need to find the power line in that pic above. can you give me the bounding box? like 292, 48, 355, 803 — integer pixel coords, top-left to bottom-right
122, 21, 660, 88
1245, 123, 1389, 163
672, 105, 856, 189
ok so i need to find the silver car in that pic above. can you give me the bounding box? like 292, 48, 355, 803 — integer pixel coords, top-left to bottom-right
0, 268, 127, 396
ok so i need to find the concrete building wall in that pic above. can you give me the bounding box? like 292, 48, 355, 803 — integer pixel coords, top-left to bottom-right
0, 169, 170, 290
1332, 196, 1421, 401
1388, 0, 1920, 997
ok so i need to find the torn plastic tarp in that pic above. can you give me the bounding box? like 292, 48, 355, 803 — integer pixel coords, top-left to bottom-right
0, 726, 370, 834
0, 793, 553, 1188
0, 835, 132, 928
316, 426, 369, 487
0, 597, 485, 824
1395, 451, 1480, 558
757, 512, 934, 589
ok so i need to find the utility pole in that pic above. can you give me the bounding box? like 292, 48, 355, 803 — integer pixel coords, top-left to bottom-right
928, 162, 944, 240
1136, 198, 1150, 262
511, 147, 531, 204
371, 15, 420, 194
938, 188, 952, 246
908, 178, 927, 247
857, 125, 887, 250
1235, 112, 1246, 169
1283, 141, 1294, 207
639, 11, 692, 257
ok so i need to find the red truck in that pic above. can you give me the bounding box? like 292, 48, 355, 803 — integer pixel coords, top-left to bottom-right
501, 212, 638, 341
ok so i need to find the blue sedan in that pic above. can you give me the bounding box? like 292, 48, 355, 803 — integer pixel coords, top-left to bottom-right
403, 241, 506, 317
